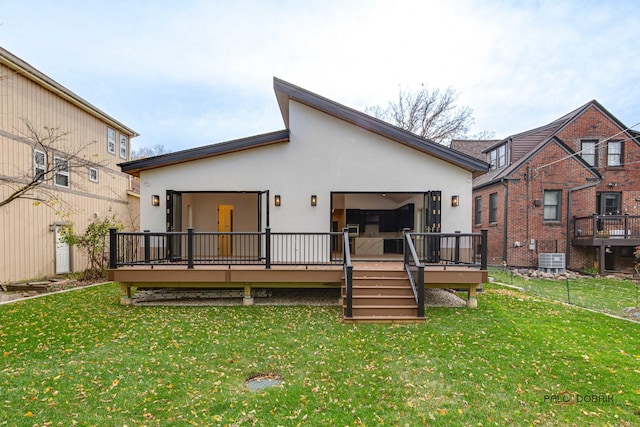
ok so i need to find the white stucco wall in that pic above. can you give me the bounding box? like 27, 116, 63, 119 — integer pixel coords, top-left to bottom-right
139, 100, 473, 233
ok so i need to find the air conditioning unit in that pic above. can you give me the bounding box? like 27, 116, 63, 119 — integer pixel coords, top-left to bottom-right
538, 253, 565, 274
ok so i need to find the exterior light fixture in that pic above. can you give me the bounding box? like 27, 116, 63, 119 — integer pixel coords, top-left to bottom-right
274, 195, 281, 207
311, 195, 317, 206
451, 195, 460, 207
151, 195, 160, 206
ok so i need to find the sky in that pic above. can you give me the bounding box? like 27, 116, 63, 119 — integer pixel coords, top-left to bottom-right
1, 0, 639, 153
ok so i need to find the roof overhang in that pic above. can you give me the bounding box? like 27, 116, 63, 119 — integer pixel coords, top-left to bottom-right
119, 129, 290, 177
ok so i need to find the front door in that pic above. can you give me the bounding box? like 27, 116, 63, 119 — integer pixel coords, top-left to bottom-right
54, 226, 70, 274
218, 204, 233, 256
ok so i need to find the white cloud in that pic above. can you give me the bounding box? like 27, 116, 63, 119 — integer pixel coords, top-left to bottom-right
1, 0, 639, 150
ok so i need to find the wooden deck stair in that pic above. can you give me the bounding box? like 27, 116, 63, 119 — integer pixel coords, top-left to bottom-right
342, 264, 425, 323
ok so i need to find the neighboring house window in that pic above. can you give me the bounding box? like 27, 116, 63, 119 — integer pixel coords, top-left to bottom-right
89, 167, 99, 183
54, 157, 70, 188
119, 134, 127, 159
597, 192, 621, 215
543, 190, 561, 221
580, 140, 597, 166
607, 141, 622, 167
34, 149, 46, 182
489, 193, 498, 223
107, 128, 116, 154
474, 196, 482, 225
488, 144, 507, 170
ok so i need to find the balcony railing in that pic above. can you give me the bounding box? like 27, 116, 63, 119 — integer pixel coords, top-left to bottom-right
573, 214, 640, 239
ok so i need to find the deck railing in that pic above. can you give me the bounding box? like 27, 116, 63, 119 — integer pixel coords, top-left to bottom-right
109, 228, 345, 269
407, 230, 487, 269
573, 214, 640, 239
403, 229, 425, 318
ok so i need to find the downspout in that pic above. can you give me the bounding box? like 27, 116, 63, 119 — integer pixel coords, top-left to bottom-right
566, 178, 601, 270
501, 178, 509, 264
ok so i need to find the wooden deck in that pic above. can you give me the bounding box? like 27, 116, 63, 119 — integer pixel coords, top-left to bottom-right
109, 262, 487, 311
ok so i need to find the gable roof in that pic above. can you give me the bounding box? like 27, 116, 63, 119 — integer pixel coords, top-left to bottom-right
0, 47, 137, 137
450, 139, 499, 161
120, 77, 490, 178
273, 78, 488, 177
473, 100, 630, 188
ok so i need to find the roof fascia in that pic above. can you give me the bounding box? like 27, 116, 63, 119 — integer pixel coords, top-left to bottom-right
0, 47, 138, 137
119, 129, 290, 177
273, 77, 489, 176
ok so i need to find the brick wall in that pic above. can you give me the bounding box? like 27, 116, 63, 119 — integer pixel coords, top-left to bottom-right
473, 104, 640, 271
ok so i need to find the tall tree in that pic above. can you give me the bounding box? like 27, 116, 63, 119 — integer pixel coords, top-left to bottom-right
0, 119, 101, 208
130, 144, 171, 159
366, 85, 474, 144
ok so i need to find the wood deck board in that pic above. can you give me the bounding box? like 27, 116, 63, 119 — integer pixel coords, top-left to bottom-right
109, 262, 486, 287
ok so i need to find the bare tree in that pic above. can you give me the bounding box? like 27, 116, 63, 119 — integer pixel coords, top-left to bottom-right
366, 85, 475, 144
130, 144, 171, 159
0, 119, 100, 208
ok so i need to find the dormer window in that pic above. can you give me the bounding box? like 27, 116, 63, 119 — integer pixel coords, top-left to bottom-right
488, 144, 507, 170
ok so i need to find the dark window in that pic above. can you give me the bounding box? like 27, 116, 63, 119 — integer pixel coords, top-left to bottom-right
543, 190, 561, 221
607, 141, 622, 166
488, 144, 507, 170
489, 193, 498, 223
597, 192, 621, 215
581, 140, 597, 166
474, 196, 482, 225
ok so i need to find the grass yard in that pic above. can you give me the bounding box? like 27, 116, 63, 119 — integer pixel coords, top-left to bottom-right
489, 267, 640, 319
1, 283, 639, 426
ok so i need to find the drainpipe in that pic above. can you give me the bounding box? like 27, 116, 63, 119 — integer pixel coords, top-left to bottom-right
566, 178, 601, 271
501, 178, 509, 264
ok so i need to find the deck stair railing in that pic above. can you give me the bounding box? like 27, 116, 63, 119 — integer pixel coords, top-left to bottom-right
342, 228, 353, 319
403, 229, 425, 318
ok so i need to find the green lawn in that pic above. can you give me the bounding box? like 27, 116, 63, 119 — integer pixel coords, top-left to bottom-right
1, 283, 639, 426
489, 267, 640, 319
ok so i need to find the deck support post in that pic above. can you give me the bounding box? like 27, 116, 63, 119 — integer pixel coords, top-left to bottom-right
109, 228, 117, 269
119, 283, 133, 305
466, 284, 478, 308
187, 227, 194, 269
265, 228, 271, 269
243, 284, 254, 306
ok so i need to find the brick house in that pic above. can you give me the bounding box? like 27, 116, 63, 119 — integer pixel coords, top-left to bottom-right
451, 100, 640, 275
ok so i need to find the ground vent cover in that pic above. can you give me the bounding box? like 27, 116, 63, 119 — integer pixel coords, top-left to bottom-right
245, 372, 284, 392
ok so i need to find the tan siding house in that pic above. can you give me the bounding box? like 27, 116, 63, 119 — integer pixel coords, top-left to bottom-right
0, 47, 139, 283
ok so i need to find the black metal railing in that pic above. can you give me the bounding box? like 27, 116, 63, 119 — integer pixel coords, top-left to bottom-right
109, 228, 345, 269
573, 214, 640, 239
403, 229, 424, 318
342, 228, 353, 319
408, 230, 487, 269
